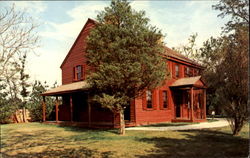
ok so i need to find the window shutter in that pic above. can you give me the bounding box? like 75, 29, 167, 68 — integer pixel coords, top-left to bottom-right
190, 68, 194, 77
73, 67, 76, 81
84, 65, 87, 80
81, 65, 84, 79
172, 63, 175, 78
142, 92, 147, 110
153, 90, 157, 110
159, 90, 163, 110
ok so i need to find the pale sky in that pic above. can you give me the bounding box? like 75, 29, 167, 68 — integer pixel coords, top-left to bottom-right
1, 1, 227, 86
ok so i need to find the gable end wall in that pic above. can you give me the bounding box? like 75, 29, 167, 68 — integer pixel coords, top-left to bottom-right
61, 20, 95, 85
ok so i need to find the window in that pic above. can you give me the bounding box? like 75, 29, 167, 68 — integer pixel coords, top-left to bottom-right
175, 65, 179, 78
162, 91, 168, 108
74, 65, 83, 81
184, 67, 190, 77
194, 69, 198, 76
198, 69, 201, 75
146, 90, 153, 108
194, 69, 201, 76
189, 68, 193, 77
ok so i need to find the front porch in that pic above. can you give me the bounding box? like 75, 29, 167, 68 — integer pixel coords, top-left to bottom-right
170, 76, 207, 123
41, 81, 136, 128
41, 81, 116, 128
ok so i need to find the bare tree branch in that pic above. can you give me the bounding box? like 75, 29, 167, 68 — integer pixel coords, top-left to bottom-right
0, 4, 40, 80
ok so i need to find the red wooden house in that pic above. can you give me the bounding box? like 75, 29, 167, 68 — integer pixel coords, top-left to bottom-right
42, 18, 207, 128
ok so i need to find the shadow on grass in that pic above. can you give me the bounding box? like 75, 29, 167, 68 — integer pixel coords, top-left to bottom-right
2, 130, 116, 158
2, 131, 68, 152
2, 124, 118, 158
136, 129, 249, 158
2, 146, 114, 158
55, 125, 119, 136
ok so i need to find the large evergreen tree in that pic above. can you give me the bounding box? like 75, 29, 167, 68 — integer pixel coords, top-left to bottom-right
86, 0, 168, 135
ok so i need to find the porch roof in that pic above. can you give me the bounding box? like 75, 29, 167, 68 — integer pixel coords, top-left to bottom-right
41, 81, 90, 96
170, 76, 206, 88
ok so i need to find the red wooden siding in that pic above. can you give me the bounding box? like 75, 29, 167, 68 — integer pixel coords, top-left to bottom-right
58, 18, 206, 127
61, 19, 95, 85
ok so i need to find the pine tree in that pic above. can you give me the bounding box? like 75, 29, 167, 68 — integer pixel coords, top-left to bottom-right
86, 0, 168, 135
20, 53, 30, 122
28, 81, 55, 122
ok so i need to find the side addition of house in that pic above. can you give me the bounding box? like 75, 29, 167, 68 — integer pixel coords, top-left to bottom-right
41, 18, 207, 128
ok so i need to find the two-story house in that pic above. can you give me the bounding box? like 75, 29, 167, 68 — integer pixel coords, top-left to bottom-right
42, 18, 207, 128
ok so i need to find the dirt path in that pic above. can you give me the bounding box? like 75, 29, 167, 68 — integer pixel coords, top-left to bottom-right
126, 118, 229, 131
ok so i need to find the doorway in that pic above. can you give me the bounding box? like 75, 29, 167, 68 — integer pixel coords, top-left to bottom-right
175, 91, 182, 118
124, 104, 131, 121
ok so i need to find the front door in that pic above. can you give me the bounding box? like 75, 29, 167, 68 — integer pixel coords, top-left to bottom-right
175, 91, 182, 118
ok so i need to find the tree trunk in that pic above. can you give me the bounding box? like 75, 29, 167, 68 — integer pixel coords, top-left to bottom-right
13, 112, 19, 123
22, 107, 27, 122
232, 119, 243, 136
119, 110, 125, 135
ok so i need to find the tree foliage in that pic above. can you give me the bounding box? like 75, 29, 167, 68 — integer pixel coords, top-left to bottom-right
0, 80, 18, 123
86, 0, 168, 135
19, 53, 30, 122
172, 33, 200, 61
200, 28, 248, 135
0, 4, 39, 123
199, 0, 249, 135
28, 81, 56, 122
213, 0, 249, 32
172, 0, 248, 135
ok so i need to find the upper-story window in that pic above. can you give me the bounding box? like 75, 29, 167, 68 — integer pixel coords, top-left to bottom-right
74, 65, 83, 81
189, 68, 194, 77
146, 90, 153, 108
194, 69, 200, 76
175, 65, 179, 78
184, 67, 190, 77
198, 69, 201, 75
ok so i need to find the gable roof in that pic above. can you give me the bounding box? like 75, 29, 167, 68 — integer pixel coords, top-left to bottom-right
41, 81, 90, 96
60, 18, 97, 68
164, 46, 202, 67
170, 76, 206, 88
60, 18, 202, 69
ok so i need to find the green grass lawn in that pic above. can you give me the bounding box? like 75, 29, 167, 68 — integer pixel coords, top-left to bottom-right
1, 122, 249, 158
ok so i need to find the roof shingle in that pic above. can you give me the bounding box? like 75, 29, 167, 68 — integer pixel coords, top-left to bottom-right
164, 46, 201, 66
170, 76, 202, 87
42, 81, 89, 96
